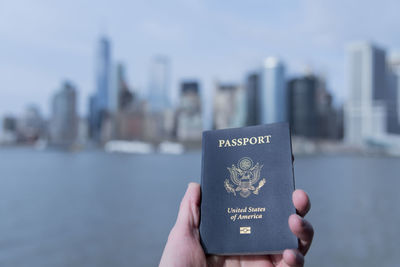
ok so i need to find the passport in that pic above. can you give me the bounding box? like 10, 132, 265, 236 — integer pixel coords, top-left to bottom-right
199, 122, 297, 255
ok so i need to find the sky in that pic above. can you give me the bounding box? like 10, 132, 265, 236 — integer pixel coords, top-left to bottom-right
1, 0, 400, 118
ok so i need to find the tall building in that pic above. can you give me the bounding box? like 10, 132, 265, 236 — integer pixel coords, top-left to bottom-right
175, 81, 202, 142
213, 82, 246, 129
344, 42, 388, 144
246, 72, 261, 126
288, 76, 319, 138
315, 78, 342, 139
288, 74, 340, 139
260, 57, 287, 124
89, 36, 111, 140
109, 62, 134, 113
96, 36, 112, 112
88, 94, 97, 139
148, 56, 170, 112
106, 62, 138, 141
387, 56, 400, 134
1, 116, 17, 144
18, 105, 45, 143
50, 81, 77, 145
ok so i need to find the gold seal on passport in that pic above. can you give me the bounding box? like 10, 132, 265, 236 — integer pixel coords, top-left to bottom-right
224, 157, 266, 198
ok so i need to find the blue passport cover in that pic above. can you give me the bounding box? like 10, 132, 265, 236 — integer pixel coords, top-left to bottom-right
199, 122, 297, 255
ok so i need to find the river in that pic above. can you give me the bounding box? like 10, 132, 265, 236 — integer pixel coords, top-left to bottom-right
0, 148, 398, 266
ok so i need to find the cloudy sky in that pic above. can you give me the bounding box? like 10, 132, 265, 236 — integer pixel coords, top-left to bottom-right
1, 0, 400, 118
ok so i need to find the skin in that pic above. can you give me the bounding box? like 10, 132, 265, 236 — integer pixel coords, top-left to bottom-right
160, 183, 314, 267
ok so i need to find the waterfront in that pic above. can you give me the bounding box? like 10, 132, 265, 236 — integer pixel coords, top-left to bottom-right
0, 148, 399, 266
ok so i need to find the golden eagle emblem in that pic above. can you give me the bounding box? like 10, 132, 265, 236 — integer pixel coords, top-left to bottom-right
224, 157, 266, 198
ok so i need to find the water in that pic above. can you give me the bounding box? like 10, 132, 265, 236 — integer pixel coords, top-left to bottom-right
0, 148, 399, 266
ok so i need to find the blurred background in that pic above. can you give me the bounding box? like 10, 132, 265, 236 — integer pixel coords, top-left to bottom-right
1, 0, 399, 266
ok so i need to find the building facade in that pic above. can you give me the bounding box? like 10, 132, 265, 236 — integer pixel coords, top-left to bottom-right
387, 56, 400, 134
50, 81, 77, 145
175, 81, 202, 142
288, 74, 341, 139
246, 72, 261, 126
213, 82, 246, 129
288, 76, 319, 138
148, 56, 170, 112
89, 36, 112, 141
260, 57, 287, 124
344, 42, 388, 144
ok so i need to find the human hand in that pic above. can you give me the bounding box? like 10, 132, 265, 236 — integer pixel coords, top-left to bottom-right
159, 183, 313, 267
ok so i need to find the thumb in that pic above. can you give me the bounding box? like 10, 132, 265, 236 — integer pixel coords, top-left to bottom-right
160, 183, 205, 267
175, 183, 201, 233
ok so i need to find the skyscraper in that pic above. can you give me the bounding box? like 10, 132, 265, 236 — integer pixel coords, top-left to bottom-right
89, 36, 111, 140
288, 74, 340, 139
96, 36, 111, 112
260, 57, 287, 124
106, 62, 136, 141
175, 81, 202, 141
387, 56, 400, 134
148, 56, 170, 112
109, 63, 133, 113
213, 82, 246, 129
288, 76, 319, 138
0, 116, 17, 144
88, 94, 97, 139
246, 72, 261, 126
50, 81, 77, 145
344, 42, 388, 144
17, 105, 45, 143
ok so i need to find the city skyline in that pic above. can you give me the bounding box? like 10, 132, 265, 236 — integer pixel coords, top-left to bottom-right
2, 0, 400, 118
2, 37, 398, 149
